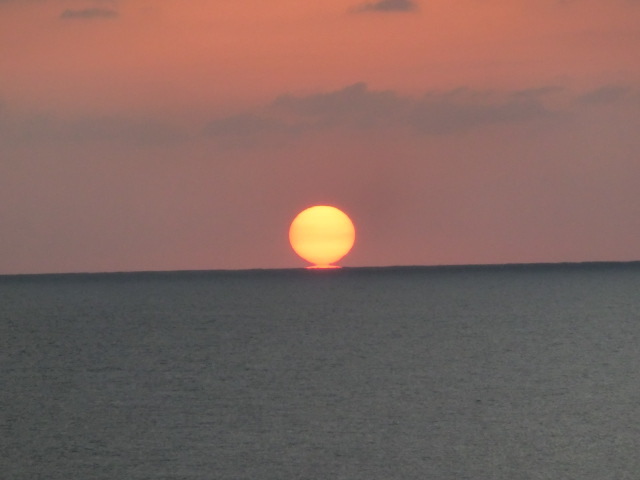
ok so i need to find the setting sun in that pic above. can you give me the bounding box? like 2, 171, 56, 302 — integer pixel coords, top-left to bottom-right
289, 206, 355, 268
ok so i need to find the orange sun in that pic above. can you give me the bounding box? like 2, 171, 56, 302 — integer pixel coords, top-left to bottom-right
289, 205, 356, 268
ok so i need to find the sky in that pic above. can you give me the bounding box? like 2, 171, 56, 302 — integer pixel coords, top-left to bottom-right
1, 0, 640, 274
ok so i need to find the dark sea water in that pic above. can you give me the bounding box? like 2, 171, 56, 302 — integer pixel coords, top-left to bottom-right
2, 263, 640, 479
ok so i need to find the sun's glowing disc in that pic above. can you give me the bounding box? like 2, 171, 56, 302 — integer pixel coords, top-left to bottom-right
289, 205, 355, 268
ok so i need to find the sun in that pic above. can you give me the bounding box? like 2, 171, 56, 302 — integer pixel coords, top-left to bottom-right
289, 205, 356, 268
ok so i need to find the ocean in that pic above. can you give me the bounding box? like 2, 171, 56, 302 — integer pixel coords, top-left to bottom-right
2, 263, 640, 479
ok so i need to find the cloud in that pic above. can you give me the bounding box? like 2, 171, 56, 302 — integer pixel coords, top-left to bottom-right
4, 83, 635, 151
577, 85, 630, 105
60, 8, 118, 20
273, 82, 406, 127
0, 107, 186, 147
200, 83, 564, 147
67, 115, 185, 144
409, 87, 559, 134
351, 0, 418, 13
204, 113, 291, 138
202, 83, 406, 145
202, 113, 299, 147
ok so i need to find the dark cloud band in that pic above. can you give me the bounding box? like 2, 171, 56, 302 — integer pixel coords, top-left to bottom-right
351, 0, 418, 13
60, 8, 119, 20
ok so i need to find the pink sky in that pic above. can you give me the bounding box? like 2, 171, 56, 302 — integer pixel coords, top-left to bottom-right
2, 0, 639, 273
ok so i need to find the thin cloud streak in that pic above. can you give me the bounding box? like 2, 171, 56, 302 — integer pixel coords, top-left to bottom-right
576, 85, 631, 105
351, 0, 419, 13
0, 109, 186, 147
3, 82, 637, 150
60, 8, 119, 20
204, 83, 561, 143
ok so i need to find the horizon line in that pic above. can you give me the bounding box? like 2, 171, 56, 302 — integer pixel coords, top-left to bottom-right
2, 259, 640, 279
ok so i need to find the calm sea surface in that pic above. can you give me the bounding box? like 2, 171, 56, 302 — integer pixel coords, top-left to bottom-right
2, 264, 640, 479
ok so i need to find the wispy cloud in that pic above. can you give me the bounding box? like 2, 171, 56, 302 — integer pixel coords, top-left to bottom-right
202, 113, 298, 148
60, 8, 119, 20
351, 0, 418, 13
203, 82, 559, 144
273, 83, 405, 127
576, 85, 630, 105
0, 108, 186, 147
4, 83, 636, 150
